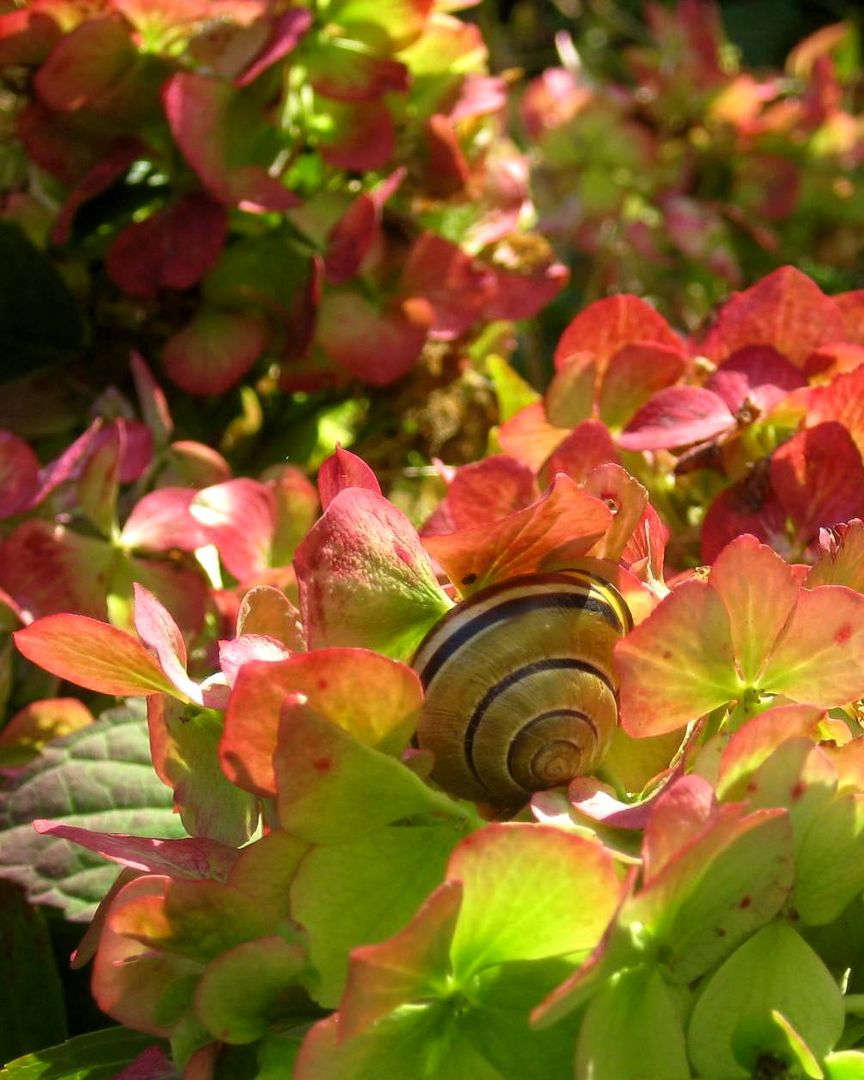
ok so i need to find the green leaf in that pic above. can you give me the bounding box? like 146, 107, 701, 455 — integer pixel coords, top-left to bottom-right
340, 881, 463, 1037
0, 1028, 168, 1079
0, 882, 66, 1062
0, 703, 188, 920
576, 966, 690, 1080
687, 920, 844, 1078
275, 702, 469, 843
255, 1029, 306, 1078
462, 958, 587, 1080
194, 936, 308, 1044
652, 809, 795, 983
296, 1007, 470, 1080
291, 823, 467, 1007
795, 792, 864, 925
825, 1050, 864, 1079
0, 221, 86, 382
150, 698, 259, 847
448, 823, 621, 979
486, 355, 541, 423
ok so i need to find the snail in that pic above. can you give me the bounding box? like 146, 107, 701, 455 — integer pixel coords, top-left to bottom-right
411, 567, 632, 807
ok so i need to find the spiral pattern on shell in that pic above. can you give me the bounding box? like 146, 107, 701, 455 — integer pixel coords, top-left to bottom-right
411, 568, 632, 806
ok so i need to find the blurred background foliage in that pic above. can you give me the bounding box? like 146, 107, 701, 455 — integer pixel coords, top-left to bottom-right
2, 0, 864, 508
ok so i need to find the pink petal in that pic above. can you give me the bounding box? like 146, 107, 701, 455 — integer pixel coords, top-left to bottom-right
0, 430, 39, 518
618, 386, 735, 451
642, 775, 717, 883
218, 634, 292, 686
130, 352, 173, 445
120, 488, 208, 552
191, 479, 276, 581
318, 447, 382, 509
235, 7, 313, 87
132, 583, 201, 703
32, 821, 237, 880
706, 345, 806, 414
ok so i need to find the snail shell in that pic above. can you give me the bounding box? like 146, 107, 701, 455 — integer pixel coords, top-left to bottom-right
411, 568, 632, 806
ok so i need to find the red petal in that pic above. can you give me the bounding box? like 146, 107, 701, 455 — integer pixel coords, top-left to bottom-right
421, 114, 471, 197
498, 402, 569, 473
51, 138, 143, 245
807, 364, 864, 458
701, 480, 787, 564
317, 292, 432, 385
323, 169, 403, 285
14, 615, 175, 697
599, 342, 687, 430
162, 308, 269, 395
542, 420, 619, 486
708, 535, 799, 686
221, 650, 422, 796
701, 266, 845, 366
423, 455, 538, 535
483, 260, 569, 322
0, 520, 112, 620
401, 233, 495, 341
318, 99, 395, 171
835, 290, 864, 346
106, 194, 227, 299
0, 10, 60, 67
555, 295, 680, 371
35, 17, 136, 112
771, 422, 864, 540
309, 42, 408, 102
422, 473, 612, 594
